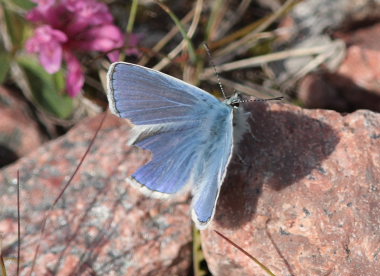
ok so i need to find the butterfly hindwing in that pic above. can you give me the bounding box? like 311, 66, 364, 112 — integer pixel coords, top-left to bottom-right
191, 111, 234, 228
131, 124, 199, 195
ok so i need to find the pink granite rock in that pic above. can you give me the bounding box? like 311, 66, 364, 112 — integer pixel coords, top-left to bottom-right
201, 103, 380, 275
1, 102, 379, 275
0, 113, 192, 275
0, 86, 44, 167
335, 23, 380, 95
298, 74, 349, 111
298, 23, 380, 112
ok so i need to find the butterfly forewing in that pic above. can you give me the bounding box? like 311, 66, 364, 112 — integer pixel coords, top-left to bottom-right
107, 62, 221, 124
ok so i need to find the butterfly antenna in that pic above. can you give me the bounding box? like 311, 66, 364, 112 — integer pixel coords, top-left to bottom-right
203, 43, 227, 99
241, 96, 284, 103
230, 88, 284, 104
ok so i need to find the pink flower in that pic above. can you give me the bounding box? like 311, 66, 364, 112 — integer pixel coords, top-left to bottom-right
26, 0, 131, 97
26, 25, 67, 73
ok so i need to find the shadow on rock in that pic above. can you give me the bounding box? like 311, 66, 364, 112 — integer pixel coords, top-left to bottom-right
215, 102, 340, 229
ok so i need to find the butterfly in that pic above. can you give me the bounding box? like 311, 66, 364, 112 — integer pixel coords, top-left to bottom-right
106, 62, 253, 229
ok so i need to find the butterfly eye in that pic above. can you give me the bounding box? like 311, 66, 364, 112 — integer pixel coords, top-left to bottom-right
231, 102, 240, 108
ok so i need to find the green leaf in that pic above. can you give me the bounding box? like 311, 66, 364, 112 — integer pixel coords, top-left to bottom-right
0, 52, 10, 84
2, 5, 27, 51
17, 57, 74, 119
193, 227, 211, 276
3, 0, 36, 10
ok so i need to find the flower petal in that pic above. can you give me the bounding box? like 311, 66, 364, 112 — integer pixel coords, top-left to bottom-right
107, 50, 120, 62
64, 52, 84, 97
39, 42, 63, 73
73, 24, 124, 52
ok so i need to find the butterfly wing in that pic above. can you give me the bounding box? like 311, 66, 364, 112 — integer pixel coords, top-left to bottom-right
107, 62, 233, 202
128, 124, 201, 196
107, 62, 221, 125
191, 112, 234, 229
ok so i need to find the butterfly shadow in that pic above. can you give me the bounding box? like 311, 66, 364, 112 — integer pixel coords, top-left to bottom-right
214, 102, 340, 229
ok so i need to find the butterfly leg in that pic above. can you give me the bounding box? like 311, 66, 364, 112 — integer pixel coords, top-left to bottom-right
236, 152, 250, 166
247, 112, 263, 142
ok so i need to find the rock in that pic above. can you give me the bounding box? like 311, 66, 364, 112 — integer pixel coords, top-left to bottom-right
1, 102, 379, 275
0, 86, 44, 167
274, 0, 380, 113
299, 23, 380, 113
0, 113, 192, 276
298, 74, 348, 111
335, 22, 380, 94
332, 22, 380, 112
290, 0, 380, 37
201, 102, 380, 276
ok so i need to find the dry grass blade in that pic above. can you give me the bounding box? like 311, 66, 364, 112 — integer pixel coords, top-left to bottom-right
206, 75, 282, 98
202, 44, 336, 78
193, 226, 209, 276
213, 0, 299, 61
28, 112, 108, 276
153, 0, 203, 71
138, 10, 194, 66
126, 0, 139, 33
213, 230, 277, 276
205, 0, 226, 41
153, 0, 197, 64
210, 12, 274, 51
16, 170, 20, 276
280, 40, 346, 89
213, 0, 252, 40
0, 235, 6, 276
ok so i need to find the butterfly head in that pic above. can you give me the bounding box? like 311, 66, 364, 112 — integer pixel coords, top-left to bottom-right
224, 92, 243, 108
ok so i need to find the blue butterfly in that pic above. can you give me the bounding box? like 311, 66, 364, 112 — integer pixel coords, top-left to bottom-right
106, 62, 251, 229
